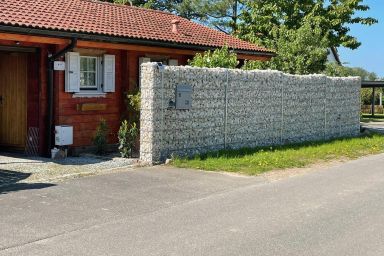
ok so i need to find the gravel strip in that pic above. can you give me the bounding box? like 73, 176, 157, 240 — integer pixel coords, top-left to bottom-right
0, 154, 139, 186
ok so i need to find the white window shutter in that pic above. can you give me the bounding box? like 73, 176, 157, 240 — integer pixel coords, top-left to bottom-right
139, 57, 151, 88
168, 59, 178, 66
103, 54, 115, 92
65, 52, 80, 92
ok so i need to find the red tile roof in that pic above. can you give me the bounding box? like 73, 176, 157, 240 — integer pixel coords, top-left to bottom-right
0, 0, 272, 54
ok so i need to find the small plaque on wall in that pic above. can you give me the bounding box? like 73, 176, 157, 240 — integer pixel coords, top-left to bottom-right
77, 103, 107, 111
54, 61, 66, 71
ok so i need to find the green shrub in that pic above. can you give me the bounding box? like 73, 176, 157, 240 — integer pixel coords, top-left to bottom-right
124, 90, 141, 125
127, 91, 141, 112
118, 120, 138, 158
188, 45, 239, 69
93, 119, 109, 155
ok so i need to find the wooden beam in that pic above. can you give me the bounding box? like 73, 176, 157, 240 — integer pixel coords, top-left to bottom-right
76, 40, 200, 55
0, 32, 68, 45
78, 40, 272, 60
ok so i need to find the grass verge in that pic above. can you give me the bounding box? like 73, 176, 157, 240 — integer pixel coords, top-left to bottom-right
172, 133, 384, 176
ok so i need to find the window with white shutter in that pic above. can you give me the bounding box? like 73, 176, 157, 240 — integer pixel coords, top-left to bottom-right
65, 52, 116, 97
65, 52, 80, 93
103, 54, 115, 92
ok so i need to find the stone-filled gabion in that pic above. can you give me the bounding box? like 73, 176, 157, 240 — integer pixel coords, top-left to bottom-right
140, 63, 361, 164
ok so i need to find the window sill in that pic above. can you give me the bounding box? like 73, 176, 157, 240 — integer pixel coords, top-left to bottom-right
72, 92, 107, 98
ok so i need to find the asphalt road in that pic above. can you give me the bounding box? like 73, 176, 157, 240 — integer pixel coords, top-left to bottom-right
1, 154, 384, 256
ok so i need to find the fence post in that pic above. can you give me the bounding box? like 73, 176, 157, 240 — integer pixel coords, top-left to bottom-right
224, 70, 229, 149
280, 77, 284, 144
159, 64, 165, 160
324, 79, 327, 140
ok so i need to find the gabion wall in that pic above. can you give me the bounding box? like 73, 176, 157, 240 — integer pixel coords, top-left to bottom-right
140, 63, 361, 164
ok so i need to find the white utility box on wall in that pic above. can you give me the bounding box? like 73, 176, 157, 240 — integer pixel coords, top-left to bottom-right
55, 125, 73, 146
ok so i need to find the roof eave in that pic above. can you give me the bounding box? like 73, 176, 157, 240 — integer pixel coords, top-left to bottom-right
0, 25, 276, 57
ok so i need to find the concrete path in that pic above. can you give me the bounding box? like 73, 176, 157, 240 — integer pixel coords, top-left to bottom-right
1, 154, 384, 255
361, 121, 384, 134
0, 153, 137, 186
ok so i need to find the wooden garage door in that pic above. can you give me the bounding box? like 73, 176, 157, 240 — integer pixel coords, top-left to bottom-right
0, 52, 28, 149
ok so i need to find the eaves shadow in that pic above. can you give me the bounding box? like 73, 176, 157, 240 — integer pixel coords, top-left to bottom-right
0, 170, 55, 195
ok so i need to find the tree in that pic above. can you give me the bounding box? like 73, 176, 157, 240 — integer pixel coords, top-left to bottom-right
100, 0, 203, 20
243, 20, 329, 75
197, 0, 244, 34
324, 63, 378, 80
238, 0, 377, 50
101, 0, 244, 32
188, 46, 238, 68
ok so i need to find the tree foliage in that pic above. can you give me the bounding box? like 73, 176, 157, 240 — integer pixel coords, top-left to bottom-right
102, 0, 376, 50
324, 62, 378, 80
243, 20, 329, 75
238, 0, 377, 50
196, 0, 244, 34
100, 0, 204, 20
188, 46, 238, 68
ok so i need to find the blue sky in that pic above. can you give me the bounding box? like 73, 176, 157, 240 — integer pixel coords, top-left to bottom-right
338, 0, 383, 78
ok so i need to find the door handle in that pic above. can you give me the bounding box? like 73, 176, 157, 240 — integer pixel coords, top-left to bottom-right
0, 96, 2, 105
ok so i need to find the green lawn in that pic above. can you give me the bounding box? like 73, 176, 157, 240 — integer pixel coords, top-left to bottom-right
172, 133, 384, 175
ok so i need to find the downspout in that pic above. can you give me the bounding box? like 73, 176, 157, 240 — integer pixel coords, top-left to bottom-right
46, 38, 77, 156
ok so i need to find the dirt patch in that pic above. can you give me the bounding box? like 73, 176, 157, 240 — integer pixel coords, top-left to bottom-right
261, 159, 349, 182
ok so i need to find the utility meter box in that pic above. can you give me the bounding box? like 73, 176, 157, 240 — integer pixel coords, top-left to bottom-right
176, 85, 192, 110
55, 125, 73, 146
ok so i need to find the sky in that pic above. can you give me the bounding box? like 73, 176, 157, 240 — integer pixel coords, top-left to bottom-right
338, 0, 383, 78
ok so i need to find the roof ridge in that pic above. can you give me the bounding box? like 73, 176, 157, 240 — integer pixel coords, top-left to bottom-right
80, 0, 230, 37
81, 0, 177, 17
81, 1, 256, 47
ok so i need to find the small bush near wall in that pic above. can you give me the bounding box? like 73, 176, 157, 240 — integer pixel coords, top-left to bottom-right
188, 46, 239, 69
93, 119, 109, 155
118, 120, 138, 158
126, 91, 141, 122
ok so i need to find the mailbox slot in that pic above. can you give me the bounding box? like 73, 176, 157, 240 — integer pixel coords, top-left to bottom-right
176, 85, 192, 110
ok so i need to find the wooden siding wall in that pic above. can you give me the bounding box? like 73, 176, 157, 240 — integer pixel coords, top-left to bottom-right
55, 48, 122, 147
56, 47, 188, 148
0, 37, 191, 153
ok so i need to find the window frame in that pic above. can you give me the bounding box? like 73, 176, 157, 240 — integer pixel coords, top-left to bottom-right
79, 56, 101, 91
